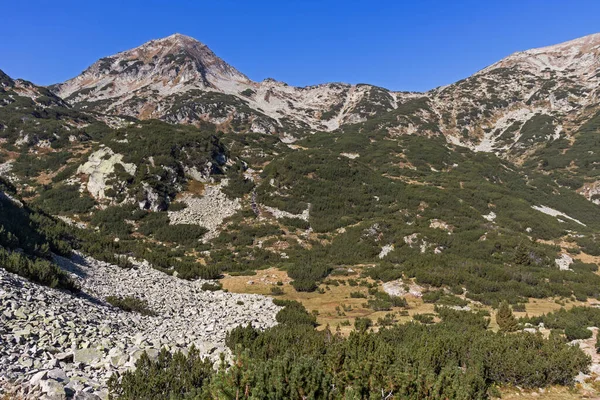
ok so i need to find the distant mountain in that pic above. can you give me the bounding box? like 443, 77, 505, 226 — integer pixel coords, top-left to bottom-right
432, 33, 600, 157
51, 34, 413, 135
1, 33, 600, 267
50, 32, 600, 160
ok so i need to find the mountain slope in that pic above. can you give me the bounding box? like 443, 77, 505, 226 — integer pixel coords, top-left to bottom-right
51, 34, 416, 135
1, 34, 600, 302
432, 33, 600, 157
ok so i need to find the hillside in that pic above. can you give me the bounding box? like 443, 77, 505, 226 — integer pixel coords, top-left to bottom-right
2, 32, 600, 398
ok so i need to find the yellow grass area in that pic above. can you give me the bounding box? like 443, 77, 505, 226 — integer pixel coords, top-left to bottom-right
576, 251, 600, 268
222, 267, 593, 336
184, 180, 205, 197
222, 267, 600, 398
500, 385, 587, 400
221, 268, 439, 334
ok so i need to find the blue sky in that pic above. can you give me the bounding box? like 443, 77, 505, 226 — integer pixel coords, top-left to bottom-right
2, 0, 599, 92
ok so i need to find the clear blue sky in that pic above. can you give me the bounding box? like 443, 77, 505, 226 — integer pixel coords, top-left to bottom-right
2, 0, 599, 92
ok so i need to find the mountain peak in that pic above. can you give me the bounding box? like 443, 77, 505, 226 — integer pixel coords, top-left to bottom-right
53, 33, 250, 102
480, 32, 600, 76
143, 33, 208, 52
161, 33, 200, 43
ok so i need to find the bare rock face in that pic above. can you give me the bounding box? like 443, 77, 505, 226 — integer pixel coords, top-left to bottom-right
76, 147, 136, 200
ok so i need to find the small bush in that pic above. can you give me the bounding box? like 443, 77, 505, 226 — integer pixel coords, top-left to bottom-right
106, 295, 156, 316
354, 317, 373, 332
273, 299, 317, 326
291, 279, 318, 292
270, 286, 284, 296
413, 314, 434, 324
201, 282, 222, 291
564, 325, 592, 341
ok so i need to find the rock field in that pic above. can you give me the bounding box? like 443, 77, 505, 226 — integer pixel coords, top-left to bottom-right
0, 252, 280, 399
168, 182, 241, 240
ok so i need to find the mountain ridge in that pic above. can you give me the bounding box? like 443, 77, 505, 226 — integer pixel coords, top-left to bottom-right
47, 32, 600, 154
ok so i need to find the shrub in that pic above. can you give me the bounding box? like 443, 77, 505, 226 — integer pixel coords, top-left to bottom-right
496, 301, 518, 332
354, 317, 373, 332
413, 313, 435, 324
513, 303, 527, 312
153, 224, 208, 246
201, 282, 222, 291
168, 202, 187, 211
35, 184, 95, 214
291, 279, 318, 292
270, 286, 284, 296
105, 295, 156, 316
273, 299, 317, 326
110, 307, 591, 398
107, 347, 213, 399
564, 325, 592, 341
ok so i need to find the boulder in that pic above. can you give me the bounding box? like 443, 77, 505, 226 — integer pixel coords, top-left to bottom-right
74, 348, 103, 365
40, 379, 66, 400
29, 369, 48, 386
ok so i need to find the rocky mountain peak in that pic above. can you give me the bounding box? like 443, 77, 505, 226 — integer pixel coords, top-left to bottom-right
480, 32, 600, 79
52, 33, 250, 102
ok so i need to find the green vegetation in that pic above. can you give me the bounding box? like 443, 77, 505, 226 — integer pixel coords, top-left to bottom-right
364, 290, 408, 311
0, 178, 77, 290
105, 295, 156, 316
109, 301, 591, 399
35, 184, 95, 214
240, 88, 256, 97
521, 307, 600, 341
270, 286, 284, 295
200, 282, 222, 291
496, 301, 518, 332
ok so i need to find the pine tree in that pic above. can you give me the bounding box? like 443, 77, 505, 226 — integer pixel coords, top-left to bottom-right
496, 301, 518, 332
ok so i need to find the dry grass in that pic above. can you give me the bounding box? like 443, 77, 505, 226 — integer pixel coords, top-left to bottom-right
576, 251, 600, 268
223, 269, 435, 335
500, 385, 586, 400
185, 180, 205, 197
223, 267, 600, 396
223, 266, 593, 336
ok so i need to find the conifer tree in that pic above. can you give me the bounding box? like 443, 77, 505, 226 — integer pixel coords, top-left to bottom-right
496, 300, 518, 332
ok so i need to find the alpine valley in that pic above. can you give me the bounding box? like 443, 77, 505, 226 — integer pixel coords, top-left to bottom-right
3, 33, 600, 399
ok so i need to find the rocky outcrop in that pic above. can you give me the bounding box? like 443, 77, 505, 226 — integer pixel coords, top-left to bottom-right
0, 252, 279, 399
76, 147, 136, 200
168, 181, 241, 239
382, 279, 424, 298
